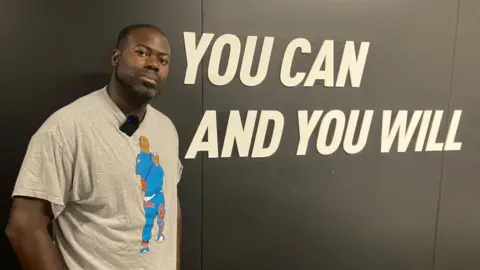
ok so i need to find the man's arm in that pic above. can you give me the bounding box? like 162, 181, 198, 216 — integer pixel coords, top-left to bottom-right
177, 199, 182, 270
6, 196, 63, 270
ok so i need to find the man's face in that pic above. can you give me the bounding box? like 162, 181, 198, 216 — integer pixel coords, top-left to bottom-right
113, 27, 171, 99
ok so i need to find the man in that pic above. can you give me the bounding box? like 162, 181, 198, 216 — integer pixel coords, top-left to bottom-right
5, 24, 183, 270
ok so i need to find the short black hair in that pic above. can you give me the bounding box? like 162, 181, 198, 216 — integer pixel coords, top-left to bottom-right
115, 24, 166, 48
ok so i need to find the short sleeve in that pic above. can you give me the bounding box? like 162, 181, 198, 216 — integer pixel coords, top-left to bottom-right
12, 130, 73, 219
173, 123, 183, 185
176, 157, 183, 185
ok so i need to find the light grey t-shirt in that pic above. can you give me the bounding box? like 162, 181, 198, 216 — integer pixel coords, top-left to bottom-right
12, 87, 183, 270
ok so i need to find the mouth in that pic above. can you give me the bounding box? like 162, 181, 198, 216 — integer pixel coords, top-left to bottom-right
139, 75, 158, 85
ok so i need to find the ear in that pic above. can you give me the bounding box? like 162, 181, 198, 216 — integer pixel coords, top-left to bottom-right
111, 49, 121, 67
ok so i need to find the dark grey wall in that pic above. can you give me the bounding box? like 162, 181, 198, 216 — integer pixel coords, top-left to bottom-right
433, 1, 480, 270
200, 1, 459, 270
1, 1, 478, 270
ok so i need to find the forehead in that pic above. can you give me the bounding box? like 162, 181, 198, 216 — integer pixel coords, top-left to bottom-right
125, 28, 170, 55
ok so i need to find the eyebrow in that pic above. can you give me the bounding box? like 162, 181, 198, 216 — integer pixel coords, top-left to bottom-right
135, 44, 170, 56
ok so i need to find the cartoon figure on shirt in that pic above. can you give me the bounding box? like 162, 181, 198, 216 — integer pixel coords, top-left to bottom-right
135, 135, 166, 254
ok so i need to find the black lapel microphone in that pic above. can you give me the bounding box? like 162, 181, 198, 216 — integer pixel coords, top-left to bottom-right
120, 115, 140, 136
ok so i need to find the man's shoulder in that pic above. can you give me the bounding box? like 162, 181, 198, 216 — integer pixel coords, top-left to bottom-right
148, 107, 178, 135
35, 88, 105, 138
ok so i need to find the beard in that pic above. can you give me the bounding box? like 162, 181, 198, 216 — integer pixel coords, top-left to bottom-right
114, 65, 164, 103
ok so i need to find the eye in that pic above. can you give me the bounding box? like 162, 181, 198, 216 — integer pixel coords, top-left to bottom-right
136, 50, 147, 57
159, 58, 168, 65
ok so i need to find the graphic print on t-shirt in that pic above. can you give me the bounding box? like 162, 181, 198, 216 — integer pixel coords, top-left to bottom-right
135, 135, 166, 254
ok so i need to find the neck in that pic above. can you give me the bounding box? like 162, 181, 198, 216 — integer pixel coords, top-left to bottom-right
106, 76, 149, 121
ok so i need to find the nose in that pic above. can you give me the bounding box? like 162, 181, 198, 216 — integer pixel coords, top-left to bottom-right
144, 56, 160, 72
